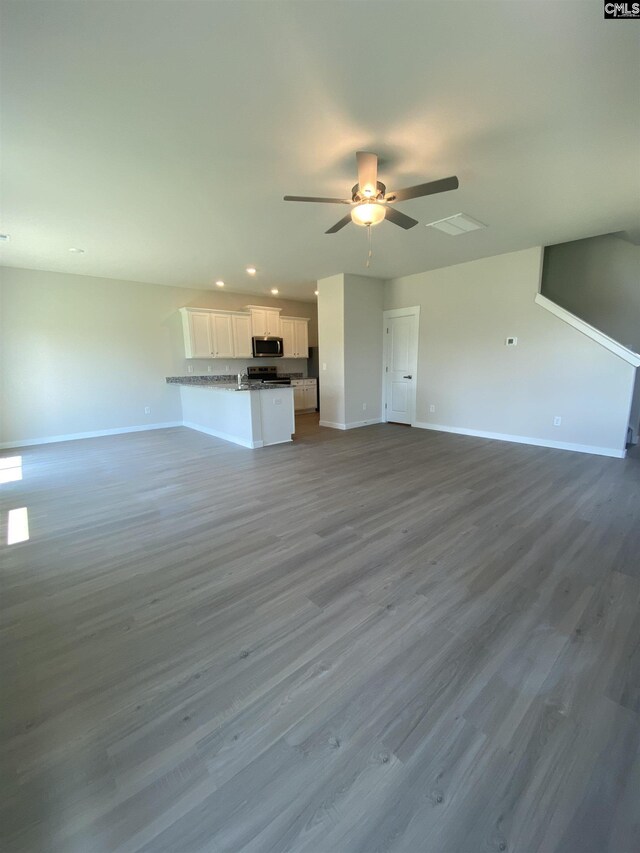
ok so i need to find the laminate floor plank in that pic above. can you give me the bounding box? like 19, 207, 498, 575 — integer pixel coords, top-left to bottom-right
1, 417, 639, 852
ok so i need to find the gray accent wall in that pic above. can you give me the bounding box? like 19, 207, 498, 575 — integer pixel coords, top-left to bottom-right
541, 233, 640, 353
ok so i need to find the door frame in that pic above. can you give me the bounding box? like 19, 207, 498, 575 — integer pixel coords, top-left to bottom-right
382, 306, 420, 425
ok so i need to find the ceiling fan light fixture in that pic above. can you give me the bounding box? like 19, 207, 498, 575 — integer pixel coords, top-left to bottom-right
351, 202, 385, 227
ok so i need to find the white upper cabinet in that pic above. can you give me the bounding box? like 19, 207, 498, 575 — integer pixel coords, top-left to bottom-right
280, 317, 296, 357
180, 306, 308, 359
281, 316, 309, 358
295, 318, 309, 359
246, 306, 281, 337
211, 313, 234, 358
232, 314, 253, 358
182, 310, 214, 358
181, 308, 251, 359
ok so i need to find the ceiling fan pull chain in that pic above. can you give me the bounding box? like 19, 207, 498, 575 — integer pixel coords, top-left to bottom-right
365, 224, 372, 268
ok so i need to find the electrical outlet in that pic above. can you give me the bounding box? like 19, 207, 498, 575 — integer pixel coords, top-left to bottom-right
144, 406, 151, 415
207, 365, 213, 373
362, 403, 367, 411
429, 404, 436, 413
187, 365, 194, 373
553, 416, 562, 426
225, 365, 230, 373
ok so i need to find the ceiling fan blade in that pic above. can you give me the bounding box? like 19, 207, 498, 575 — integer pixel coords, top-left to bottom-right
284, 195, 351, 204
386, 176, 459, 203
325, 213, 352, 234
383, 206, 419, 230
356, 151, 378, 195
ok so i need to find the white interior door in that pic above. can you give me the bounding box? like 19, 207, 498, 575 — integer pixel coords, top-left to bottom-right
384, 307, 419, 424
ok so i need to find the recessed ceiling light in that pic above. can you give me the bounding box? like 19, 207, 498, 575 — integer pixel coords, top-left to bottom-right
215, 280, 225, 287
69, 247, 85, 253
314, 290, 319, 296
246, 266, 257, 275
270, 288, 279, 295
0, 234, 10, 242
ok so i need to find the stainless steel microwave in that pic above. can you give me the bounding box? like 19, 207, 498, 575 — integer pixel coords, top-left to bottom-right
252, 336, 284, 358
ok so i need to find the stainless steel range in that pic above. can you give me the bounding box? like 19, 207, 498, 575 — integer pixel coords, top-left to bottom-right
246, 366, 291, 387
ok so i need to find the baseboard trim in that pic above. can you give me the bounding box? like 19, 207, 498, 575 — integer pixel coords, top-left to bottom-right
344, 418, 383, 430
412, 422, 626, 459
319, 419, 383, 431
182, 421, 262, 448
0, 422, 183, 450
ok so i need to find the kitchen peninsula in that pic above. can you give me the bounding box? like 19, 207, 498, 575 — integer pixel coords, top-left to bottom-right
166, 376, 294, 448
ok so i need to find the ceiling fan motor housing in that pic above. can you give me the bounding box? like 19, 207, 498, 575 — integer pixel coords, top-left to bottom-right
351, 181, 386, 203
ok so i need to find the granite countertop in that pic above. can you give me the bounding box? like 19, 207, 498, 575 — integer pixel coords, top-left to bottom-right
166, 376, 293, 391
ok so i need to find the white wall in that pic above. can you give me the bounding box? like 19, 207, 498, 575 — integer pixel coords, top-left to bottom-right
0, 266, 316, 445
385, 247, 636, 456
343, 274, 384, 426
317, 273, 384, 429
317, 274, 345, 427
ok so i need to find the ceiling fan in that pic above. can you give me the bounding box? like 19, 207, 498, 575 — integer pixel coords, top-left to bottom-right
284, 151, 459, 234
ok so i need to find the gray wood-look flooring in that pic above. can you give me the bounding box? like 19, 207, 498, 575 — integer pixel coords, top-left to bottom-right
1, 416, 639, 853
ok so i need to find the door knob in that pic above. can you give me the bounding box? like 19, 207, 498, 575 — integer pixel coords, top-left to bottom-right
403, 375, 412, 379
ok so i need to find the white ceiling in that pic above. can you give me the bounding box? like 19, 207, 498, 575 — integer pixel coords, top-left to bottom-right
1, 0, 638, 301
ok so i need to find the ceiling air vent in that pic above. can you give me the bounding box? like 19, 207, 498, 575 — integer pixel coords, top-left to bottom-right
425, 213, 486, 235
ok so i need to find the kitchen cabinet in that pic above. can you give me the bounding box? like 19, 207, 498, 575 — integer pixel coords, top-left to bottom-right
181, 309, 214, 358
303, 382, 317, 410
281, 316, 309, 358
232, 314, 252, 358
295, 319, 309, 359
280, 317, 295, 357
291, 378, 317, 412
293, 383, 306, 410
246, 306, 281, 337
211, 313, 234, 358
180, 307, 252, 359
180, 306, 308, 359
